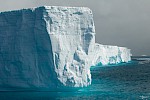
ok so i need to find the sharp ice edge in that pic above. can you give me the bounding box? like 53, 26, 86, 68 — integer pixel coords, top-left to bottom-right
0, 6, 131, 90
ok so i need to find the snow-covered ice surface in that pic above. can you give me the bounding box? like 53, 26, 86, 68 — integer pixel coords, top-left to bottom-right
0, 6, 131, 90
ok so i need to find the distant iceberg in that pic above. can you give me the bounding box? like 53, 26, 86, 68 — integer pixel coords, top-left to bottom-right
0, 6, 131, 90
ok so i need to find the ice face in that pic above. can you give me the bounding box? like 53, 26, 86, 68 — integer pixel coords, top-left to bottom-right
0, 6, 131, 90
91, 43, 131, 66
42, 6, 95, 87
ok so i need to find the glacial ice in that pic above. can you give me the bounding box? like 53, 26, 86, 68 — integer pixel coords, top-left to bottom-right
91, 43, 131, 66
0, 6, 131, 90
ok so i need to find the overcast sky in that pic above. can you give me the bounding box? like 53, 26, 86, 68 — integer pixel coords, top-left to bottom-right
0, 0, 150, 56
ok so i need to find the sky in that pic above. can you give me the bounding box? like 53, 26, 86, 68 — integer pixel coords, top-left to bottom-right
0, 0, 150, 56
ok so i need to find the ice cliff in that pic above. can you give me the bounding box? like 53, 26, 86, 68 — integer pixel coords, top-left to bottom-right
0, 6, 131, 90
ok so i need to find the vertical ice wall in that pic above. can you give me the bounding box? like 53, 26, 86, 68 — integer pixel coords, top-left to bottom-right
0, 7, 60, 90
43, 6, 96, 87
0, 6, 131, 90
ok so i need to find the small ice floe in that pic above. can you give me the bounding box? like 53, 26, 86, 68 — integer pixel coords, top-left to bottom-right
140, 95, 150, 99
138, 60, 150, 65
141, 55, 148, 56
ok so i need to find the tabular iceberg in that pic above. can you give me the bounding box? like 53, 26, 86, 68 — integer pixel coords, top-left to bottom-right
0, 6, 131, 90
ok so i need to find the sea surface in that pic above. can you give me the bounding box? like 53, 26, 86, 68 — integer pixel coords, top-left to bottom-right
0, 56, 150, 100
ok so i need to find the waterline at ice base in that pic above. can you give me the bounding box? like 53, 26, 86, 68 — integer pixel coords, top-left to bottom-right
0, 6, 131, 91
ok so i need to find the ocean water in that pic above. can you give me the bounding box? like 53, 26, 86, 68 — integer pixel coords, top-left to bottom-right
0, 57, 150, 100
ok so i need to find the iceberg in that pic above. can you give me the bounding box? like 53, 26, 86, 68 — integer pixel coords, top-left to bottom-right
91, 43, 131, 66
0, 6, 131, 90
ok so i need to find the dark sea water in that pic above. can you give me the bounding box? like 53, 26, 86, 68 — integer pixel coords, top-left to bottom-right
0, 57, 150, 100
